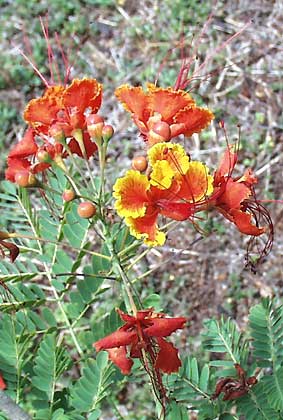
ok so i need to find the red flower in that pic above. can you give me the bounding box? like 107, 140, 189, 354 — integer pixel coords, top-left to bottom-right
211, 146, 266, 236
94, 308, 186, 375
115, 83, 213, 146
23, 78, 101, 159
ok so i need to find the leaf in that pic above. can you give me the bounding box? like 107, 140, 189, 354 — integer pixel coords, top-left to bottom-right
168, 356, 211, 405
261, 366, 283, 411
70, 352, 114, 412
167, 401, 188, 420
249, 298, 283, 368
202, 317, 247, 367
32, 333, 70, 412
237, 382, 280, 420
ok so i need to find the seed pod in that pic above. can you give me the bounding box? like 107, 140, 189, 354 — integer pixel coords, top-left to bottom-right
132, 156, 148, 172
62, 189, 76, 202
77, 202, 96, 218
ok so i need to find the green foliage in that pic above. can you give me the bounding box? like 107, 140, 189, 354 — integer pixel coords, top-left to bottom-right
70, 352, 114, 413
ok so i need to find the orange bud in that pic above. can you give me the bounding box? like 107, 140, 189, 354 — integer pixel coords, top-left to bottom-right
86, 114, 104, 139
15, 171, 37, 187
62, 189, 76, 202
102, 125, 114, 142
77, 202, 96, 219
49, 125, 65, 142
36, 149, 51, 163
148, 121, 171, 145
132, 156, 148, 172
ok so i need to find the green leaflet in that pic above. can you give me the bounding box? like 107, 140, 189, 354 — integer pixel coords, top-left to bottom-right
249, 298, 283, 368
70, 352, 114, 413
32, 333, 71, 417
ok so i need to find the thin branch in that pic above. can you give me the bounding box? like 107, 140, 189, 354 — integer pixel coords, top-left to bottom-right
0, 391, 31, 420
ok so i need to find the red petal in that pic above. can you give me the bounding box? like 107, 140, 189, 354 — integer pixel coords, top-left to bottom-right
144, 317, 186, 337
155, 337, 182, 373
63, 78, 102, 113
214, 145, 238, 184
8, 129, 38, 159
5, 158, 31, 182
230, 209, 265, 236
147, 84, 195, 123
24, 91, 61, 133
115, 85, 150, 122
159, 201, 193, 221
0, 373, 6, 390
174, 106, 214, 137
217, 179, 251, 210
106, 347, 133, 375
68, 132, 97, 159
93, 328, 136, 351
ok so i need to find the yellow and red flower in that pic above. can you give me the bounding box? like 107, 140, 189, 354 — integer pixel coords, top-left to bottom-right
115, 83, 214, 146
94, 308, 186, 375
113, 143, 213, 245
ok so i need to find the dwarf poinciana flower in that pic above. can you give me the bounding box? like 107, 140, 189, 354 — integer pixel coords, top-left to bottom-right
211, 146, 266, 236
113, 142, 213, 245
94, 308, 186, 375
23, 78, 100, 158
115, 83, 214, 146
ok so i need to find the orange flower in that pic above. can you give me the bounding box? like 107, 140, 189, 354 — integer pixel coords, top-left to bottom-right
113, 143, 213, 245
23, 78, 101, 158
115, 83, 214, 146
94, 308, 186, 375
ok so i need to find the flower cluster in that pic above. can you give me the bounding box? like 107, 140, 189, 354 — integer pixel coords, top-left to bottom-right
113, 84, 268, 247
94, 308, 186, 375
6, 78, 102, 184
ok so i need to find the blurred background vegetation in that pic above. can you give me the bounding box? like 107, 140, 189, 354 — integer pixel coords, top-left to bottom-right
0, 0, 282, 418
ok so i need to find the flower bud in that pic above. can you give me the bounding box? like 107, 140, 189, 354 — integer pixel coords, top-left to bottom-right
148, 121, 171, 145
15, 170, 37, 188
102, 125, 114, 142
62, 189, 76, 202
36, 149, 51, 163
86, 114, 104, 140
132, 156, 148, 172
49, 125, 65, 142
77, 202, 96, 219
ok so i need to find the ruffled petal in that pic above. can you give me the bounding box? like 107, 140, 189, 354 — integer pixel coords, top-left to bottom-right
23, 86, 63, 132
63, 78, 102, 113
148, 142, 190, 176
155, 337, 182, 373
115, 85, 150, 122
113, 170, 150, 218
174, 105, 214, 137
94, 328, 136, 351
178, 161, 214, 202
144, 317, 186, 337
147, 84, 195, 123
150, 160, 175, 189
125, 208, 165, 246
106, 347, 133, 375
